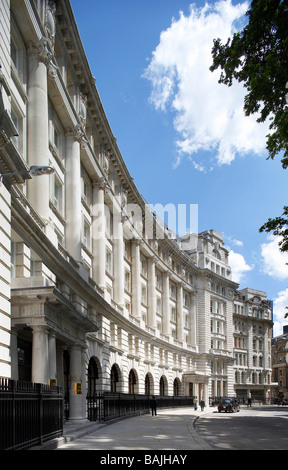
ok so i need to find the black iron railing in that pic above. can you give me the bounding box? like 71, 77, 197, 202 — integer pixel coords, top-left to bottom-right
0, 378, 63, 450
87, 393, 195, 422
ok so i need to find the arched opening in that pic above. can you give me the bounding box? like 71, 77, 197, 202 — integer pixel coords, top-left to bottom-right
88, 357, 98, 395
128, 369, 137, 394
173, 378, 181, 396
110, 364, 119, 392
145, 373, 154, 395
159, 375, 167, 396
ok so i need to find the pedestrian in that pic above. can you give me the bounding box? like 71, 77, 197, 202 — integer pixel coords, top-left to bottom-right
247, 397, 252, 407
200, 399, 205, 411
193, 397, 198, 411
151, 396, 157, 416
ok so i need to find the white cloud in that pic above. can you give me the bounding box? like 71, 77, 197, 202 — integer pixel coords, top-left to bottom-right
261, 235, 288, 280
229, 250, 253, 283
272, 288, 288, 337
144, 0, 270, 169
223, 234, 243, 248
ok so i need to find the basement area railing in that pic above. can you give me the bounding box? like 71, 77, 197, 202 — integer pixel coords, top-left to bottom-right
86, 393, 196, 422
0, 378, 63, 450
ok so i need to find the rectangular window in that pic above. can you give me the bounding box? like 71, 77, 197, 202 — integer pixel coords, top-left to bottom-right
170, 283, 177, 299
105, 249, 112, 275
171, 307, 176, 322
83, 219, 91, 250
53, 176, 63, 213
125, 270, 131, 292
141, 285, 147, 305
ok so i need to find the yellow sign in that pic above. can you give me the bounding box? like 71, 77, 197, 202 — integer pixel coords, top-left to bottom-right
74, 382, 82, 395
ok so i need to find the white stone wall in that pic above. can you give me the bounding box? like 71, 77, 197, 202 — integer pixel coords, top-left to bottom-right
0, 0, 12, 378
0, 0, 272, 412
0, 185, 11, 378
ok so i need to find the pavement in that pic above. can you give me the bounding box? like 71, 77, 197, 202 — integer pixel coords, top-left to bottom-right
33, 406, 213, 451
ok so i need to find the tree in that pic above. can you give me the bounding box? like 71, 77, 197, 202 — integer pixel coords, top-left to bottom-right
210, 0, 288, 167
210, 0, 288, 315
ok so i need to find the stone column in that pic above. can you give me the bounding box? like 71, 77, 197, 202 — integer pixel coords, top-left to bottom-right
69, 344, 85, 421
27, 39, 51, 221
31, 325, 49, 384
65, 126, 82, 261
48, 333, 57, 384
162, 271, 170, 336
147, 256, 156, 328
56, 346, 65, 389
177, 283, 184, 342
190, 292, 197, 347
92, 179, 106, 290
131, 239, 141, 319
113, 206, 124, 307
10, 328, 19, 381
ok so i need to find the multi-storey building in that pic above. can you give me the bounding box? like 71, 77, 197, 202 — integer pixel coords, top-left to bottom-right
233, 288, 273, 401
0, 0, 273, 422
271, 327, 288, 403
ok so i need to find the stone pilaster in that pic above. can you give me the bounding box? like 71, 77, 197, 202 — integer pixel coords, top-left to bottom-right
65, 126, 82, 260
69, 344, 86, 421
131, 239, 141, 319
147, 256, 156, 328
27, 38, 51, 221
113, 205, 124, 307
92, 179, 107, 290
176, 283, 184, 342
31, 325, 49, 384
162, 271, 171, 336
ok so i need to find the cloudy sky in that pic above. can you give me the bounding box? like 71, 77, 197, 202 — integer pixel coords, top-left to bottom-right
70, 0, 288, 336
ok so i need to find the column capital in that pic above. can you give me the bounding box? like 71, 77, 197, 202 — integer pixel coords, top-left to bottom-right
93, 176, 109, 192
27, 37, 58, 78
66, 124, 87, 145
132, 238, 142, 246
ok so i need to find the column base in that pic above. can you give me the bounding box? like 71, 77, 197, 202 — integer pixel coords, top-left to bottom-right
65, 418, 90, 425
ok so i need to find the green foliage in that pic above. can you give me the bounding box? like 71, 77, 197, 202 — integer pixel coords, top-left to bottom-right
211, 1, 288, 317
259, 206, 288, 252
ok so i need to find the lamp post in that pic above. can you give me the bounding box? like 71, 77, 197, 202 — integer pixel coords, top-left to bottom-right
0, 165, 54, 184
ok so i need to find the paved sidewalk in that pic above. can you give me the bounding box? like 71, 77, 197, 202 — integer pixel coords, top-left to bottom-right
49, 407, 212, 451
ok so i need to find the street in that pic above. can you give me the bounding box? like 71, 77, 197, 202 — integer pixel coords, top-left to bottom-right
195, 405, 288, 450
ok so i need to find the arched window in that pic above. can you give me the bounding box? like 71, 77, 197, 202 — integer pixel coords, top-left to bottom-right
173, 378, 180, 396
111, 364, 118, 392
129, 369, 137, 394
145, 374, 151, 395
88, 357, 98, 395
160, 376, 165, 396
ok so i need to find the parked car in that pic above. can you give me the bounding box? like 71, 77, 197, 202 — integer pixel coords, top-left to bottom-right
218, 398, 240, 413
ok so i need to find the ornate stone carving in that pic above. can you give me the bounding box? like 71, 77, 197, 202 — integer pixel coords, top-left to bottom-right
27, 37, 58, 79
45, 1, 57, 50
66, 125, 88, 147
79, 93, 87, 126
100, 151, 110, 177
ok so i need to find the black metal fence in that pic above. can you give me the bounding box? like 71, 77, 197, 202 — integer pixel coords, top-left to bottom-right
0, 378, 63, 450
87, 393, 196, 422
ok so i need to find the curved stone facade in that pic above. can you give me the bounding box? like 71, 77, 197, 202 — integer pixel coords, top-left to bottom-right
0, 0, 273, 421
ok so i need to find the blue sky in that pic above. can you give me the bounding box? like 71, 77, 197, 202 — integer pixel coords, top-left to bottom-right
70, 0, 288, 336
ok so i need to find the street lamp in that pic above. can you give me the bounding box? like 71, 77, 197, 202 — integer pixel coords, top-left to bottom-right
0, 165, 54, 184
